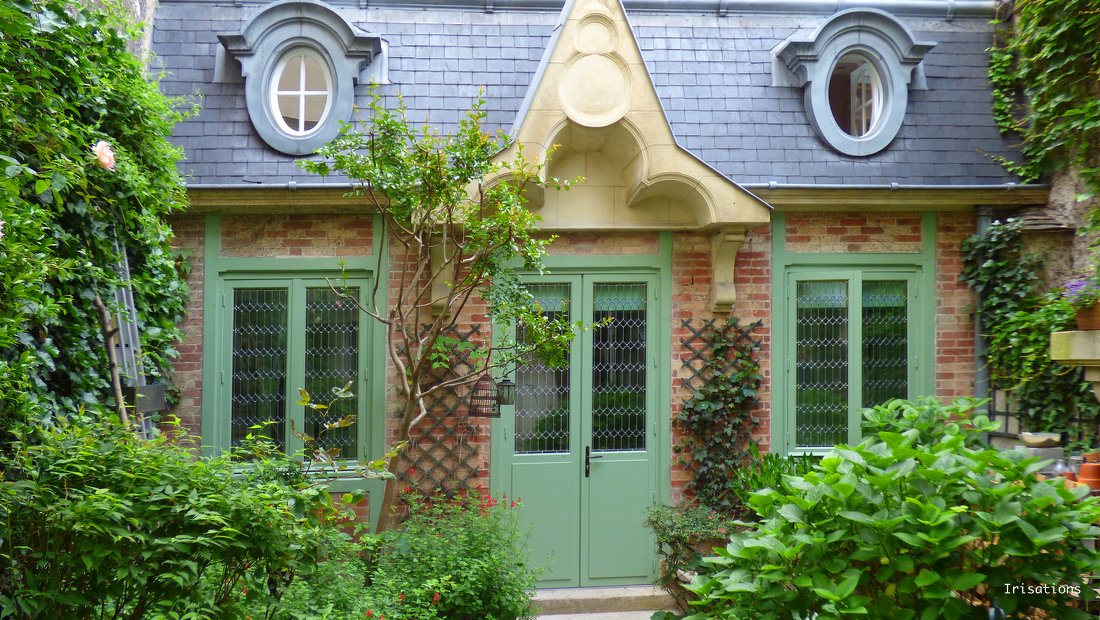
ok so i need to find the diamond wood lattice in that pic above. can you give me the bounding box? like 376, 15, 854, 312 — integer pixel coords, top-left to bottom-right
400, 325, 485, 495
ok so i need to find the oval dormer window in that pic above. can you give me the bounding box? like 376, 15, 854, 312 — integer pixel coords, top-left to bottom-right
270, 48, 333, 137
829, 52, 883, 138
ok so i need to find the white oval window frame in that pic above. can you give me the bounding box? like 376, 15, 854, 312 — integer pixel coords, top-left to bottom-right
268, 47, 335, 138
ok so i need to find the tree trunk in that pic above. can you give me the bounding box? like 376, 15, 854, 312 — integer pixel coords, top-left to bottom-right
374, 396, 421, 532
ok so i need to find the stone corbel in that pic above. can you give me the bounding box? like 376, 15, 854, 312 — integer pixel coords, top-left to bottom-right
711, 226, 746, 313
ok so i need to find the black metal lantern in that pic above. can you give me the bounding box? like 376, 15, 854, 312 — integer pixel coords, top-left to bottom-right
468, 373, 500, 418
497, 376, 516, 407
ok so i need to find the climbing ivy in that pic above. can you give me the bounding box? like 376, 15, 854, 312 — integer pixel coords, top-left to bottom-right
0, 0, 190, 430
961, 219, 1100, 439
989, 0, 1100, 199
677, 318, 763, 516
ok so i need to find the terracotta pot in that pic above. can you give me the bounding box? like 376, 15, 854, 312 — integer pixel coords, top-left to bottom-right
1086, 451, 1100, 463
1079, 462, 1100, 479
1079, 477, 1100, 490
1076, 304, 1100, 330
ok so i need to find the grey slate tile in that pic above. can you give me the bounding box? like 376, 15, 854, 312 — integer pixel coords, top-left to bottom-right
153, 3, 1021, 186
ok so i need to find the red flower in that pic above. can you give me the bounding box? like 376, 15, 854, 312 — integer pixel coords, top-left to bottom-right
403, 485, 411, 493
432, 592, 441, 605
366, 612, 373, 618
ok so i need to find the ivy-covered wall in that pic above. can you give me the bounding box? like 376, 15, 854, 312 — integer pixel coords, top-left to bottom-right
0, 0, 189, 429
990, 0, 1100, 271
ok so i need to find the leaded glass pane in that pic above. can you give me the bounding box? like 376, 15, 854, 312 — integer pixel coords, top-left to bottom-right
591, 283, 647, 452
795, 280, 848, 447
231, 288, 288, 448
304, 287, 360, 460
515, 284, 570, 454
862, 280, 908, 407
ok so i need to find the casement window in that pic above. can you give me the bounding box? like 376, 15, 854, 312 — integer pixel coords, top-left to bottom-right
215, 277, 371, 459
782, 268, 927, 452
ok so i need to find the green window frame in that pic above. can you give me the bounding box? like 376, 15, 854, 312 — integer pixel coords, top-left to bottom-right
770, 212, 937, 455
215, 277, 372, 459
784, 269, 921, 451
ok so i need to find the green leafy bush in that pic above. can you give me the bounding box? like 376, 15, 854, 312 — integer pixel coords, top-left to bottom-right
364, 490, 538, 620
728, 442, 815, 516
647, 448, 812, 609
645, 503, 736, 609
0, 0, 189, 429
0, 416, 347, 619
686, 398, 1100, 620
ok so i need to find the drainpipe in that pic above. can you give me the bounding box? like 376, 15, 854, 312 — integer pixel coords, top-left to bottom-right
975, 205, 993, 408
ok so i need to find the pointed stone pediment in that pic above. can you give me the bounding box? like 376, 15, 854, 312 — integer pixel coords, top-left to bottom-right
495, 0, 771, 235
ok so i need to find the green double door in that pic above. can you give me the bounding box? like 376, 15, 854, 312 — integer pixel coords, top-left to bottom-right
494, 273, 659, 587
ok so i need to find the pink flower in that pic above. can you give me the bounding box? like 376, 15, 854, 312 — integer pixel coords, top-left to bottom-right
92, 140, 116, 171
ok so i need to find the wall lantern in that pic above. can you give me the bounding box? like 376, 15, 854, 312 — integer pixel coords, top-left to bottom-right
497, 376, 516, 407
468, 373, 515, 418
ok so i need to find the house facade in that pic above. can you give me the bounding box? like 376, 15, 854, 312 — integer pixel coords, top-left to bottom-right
154, 0, 1048, 587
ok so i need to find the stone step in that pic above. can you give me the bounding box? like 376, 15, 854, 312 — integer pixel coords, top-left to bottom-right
533, 585, 676, 615
538, 612, 663, 620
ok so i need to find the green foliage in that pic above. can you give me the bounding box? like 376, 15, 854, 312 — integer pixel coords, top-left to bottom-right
684, 397, 1100, 620
361, 490, 538, 620
961, 219, 1100, 435
0, 415, 349, 619
648, 449, 813, 609
257, 490, 538, 620
677, 318, 763, 515
0, 0, 190, 428
727, 442, 815, 516
959, 219, 1039, 326
989, 293, 1100, 440
645, 503, 736, 609
988, 0, 1100, 199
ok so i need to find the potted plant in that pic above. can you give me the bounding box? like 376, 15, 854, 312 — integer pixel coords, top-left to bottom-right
1062, 276, 1100, 330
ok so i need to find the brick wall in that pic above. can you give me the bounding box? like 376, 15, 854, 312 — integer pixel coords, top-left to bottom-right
221, 214, 374, 258
786, 213, 923, 254
169, 209, 976, 512
934, 212, 977, 400
669, 227, 770, 502
167, 214, 204, 440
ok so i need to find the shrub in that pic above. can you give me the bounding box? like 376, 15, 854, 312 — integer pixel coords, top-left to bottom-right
728, 442, 815, 518
685, 397, 1100, 620
0, 416, 346, 619
362, 490, 538, 620
645, 502, 735, 609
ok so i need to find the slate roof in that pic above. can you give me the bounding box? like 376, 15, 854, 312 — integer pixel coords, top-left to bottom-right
152, 1, 1023, 187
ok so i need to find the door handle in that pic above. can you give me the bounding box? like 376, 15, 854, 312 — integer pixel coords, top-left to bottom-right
584, 446, 603, 478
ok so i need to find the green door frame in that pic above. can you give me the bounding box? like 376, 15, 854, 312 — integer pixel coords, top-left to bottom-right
489, 232, 673, 586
